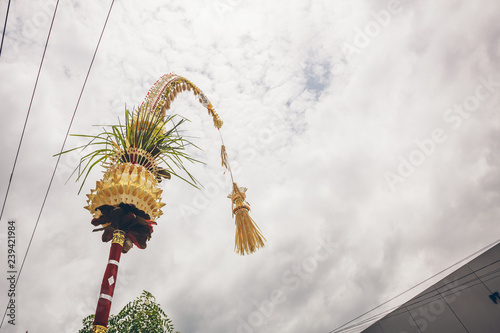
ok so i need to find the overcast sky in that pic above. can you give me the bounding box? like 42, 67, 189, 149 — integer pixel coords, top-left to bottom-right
0, 0, 499, 332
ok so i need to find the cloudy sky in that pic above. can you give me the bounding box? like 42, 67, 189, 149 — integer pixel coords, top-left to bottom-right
0, 0, 499, 332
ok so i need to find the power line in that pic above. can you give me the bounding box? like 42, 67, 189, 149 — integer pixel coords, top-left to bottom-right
399, 262, 500, 311
336, 269, 500, 333
335, 257, 500, 333
0, 0, 116, 328
337, 265, 500, 333
0, 0, 11, 58
377, 259, 500, 318
335, 310, 394, 333
328, 238, 500, 333
333, 266, 500, 333
337, 246, 500, 333
0, 0, 60, 223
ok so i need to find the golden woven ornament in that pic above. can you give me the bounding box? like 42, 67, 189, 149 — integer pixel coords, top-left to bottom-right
85, 163, 164, 219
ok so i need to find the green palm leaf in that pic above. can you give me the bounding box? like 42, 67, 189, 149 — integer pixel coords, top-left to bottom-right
56, 105, 201, 193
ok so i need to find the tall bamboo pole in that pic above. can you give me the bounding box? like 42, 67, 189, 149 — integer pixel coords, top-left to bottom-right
92, 230, 125, 332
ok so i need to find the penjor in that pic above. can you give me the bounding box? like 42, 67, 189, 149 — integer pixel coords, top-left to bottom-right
63, 73, 265, 332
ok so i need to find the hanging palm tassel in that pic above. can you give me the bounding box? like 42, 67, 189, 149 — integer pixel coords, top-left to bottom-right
221, 143, 266, 255
229, 182, 265, 255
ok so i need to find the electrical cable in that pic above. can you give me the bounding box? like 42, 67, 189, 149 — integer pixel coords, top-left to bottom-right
335, 309, 394, 333
334, 258, 500, 333
433, 285, 470, 333
0, 0, 115, 328
333, 261, 500, 333
381, 262, 500, 316
328, 238, 500, 333
0, 0, 11, 58
334, 269, 500, 333
0, 0, 60, 224
389, 267, 500, 315
391, 259, 500, 313
467, 263, 494, 294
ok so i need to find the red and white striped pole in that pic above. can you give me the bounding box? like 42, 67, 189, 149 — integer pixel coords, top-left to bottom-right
92, 230, 125, 333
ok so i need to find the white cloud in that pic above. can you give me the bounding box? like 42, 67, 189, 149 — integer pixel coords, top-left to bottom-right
0, 0, 499, 332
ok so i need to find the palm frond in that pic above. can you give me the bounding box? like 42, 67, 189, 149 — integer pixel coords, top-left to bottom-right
58, 105, 201, 193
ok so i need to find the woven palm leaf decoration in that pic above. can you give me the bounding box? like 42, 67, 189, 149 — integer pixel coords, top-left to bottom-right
142, 73, 266, 255
67, 73, 265, 255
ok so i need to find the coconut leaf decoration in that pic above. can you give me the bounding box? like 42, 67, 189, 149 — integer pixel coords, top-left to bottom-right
60, 73, 265, 255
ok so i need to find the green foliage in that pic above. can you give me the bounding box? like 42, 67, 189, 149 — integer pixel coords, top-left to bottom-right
57, 106, 201, 193
79, 291, 180, 333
